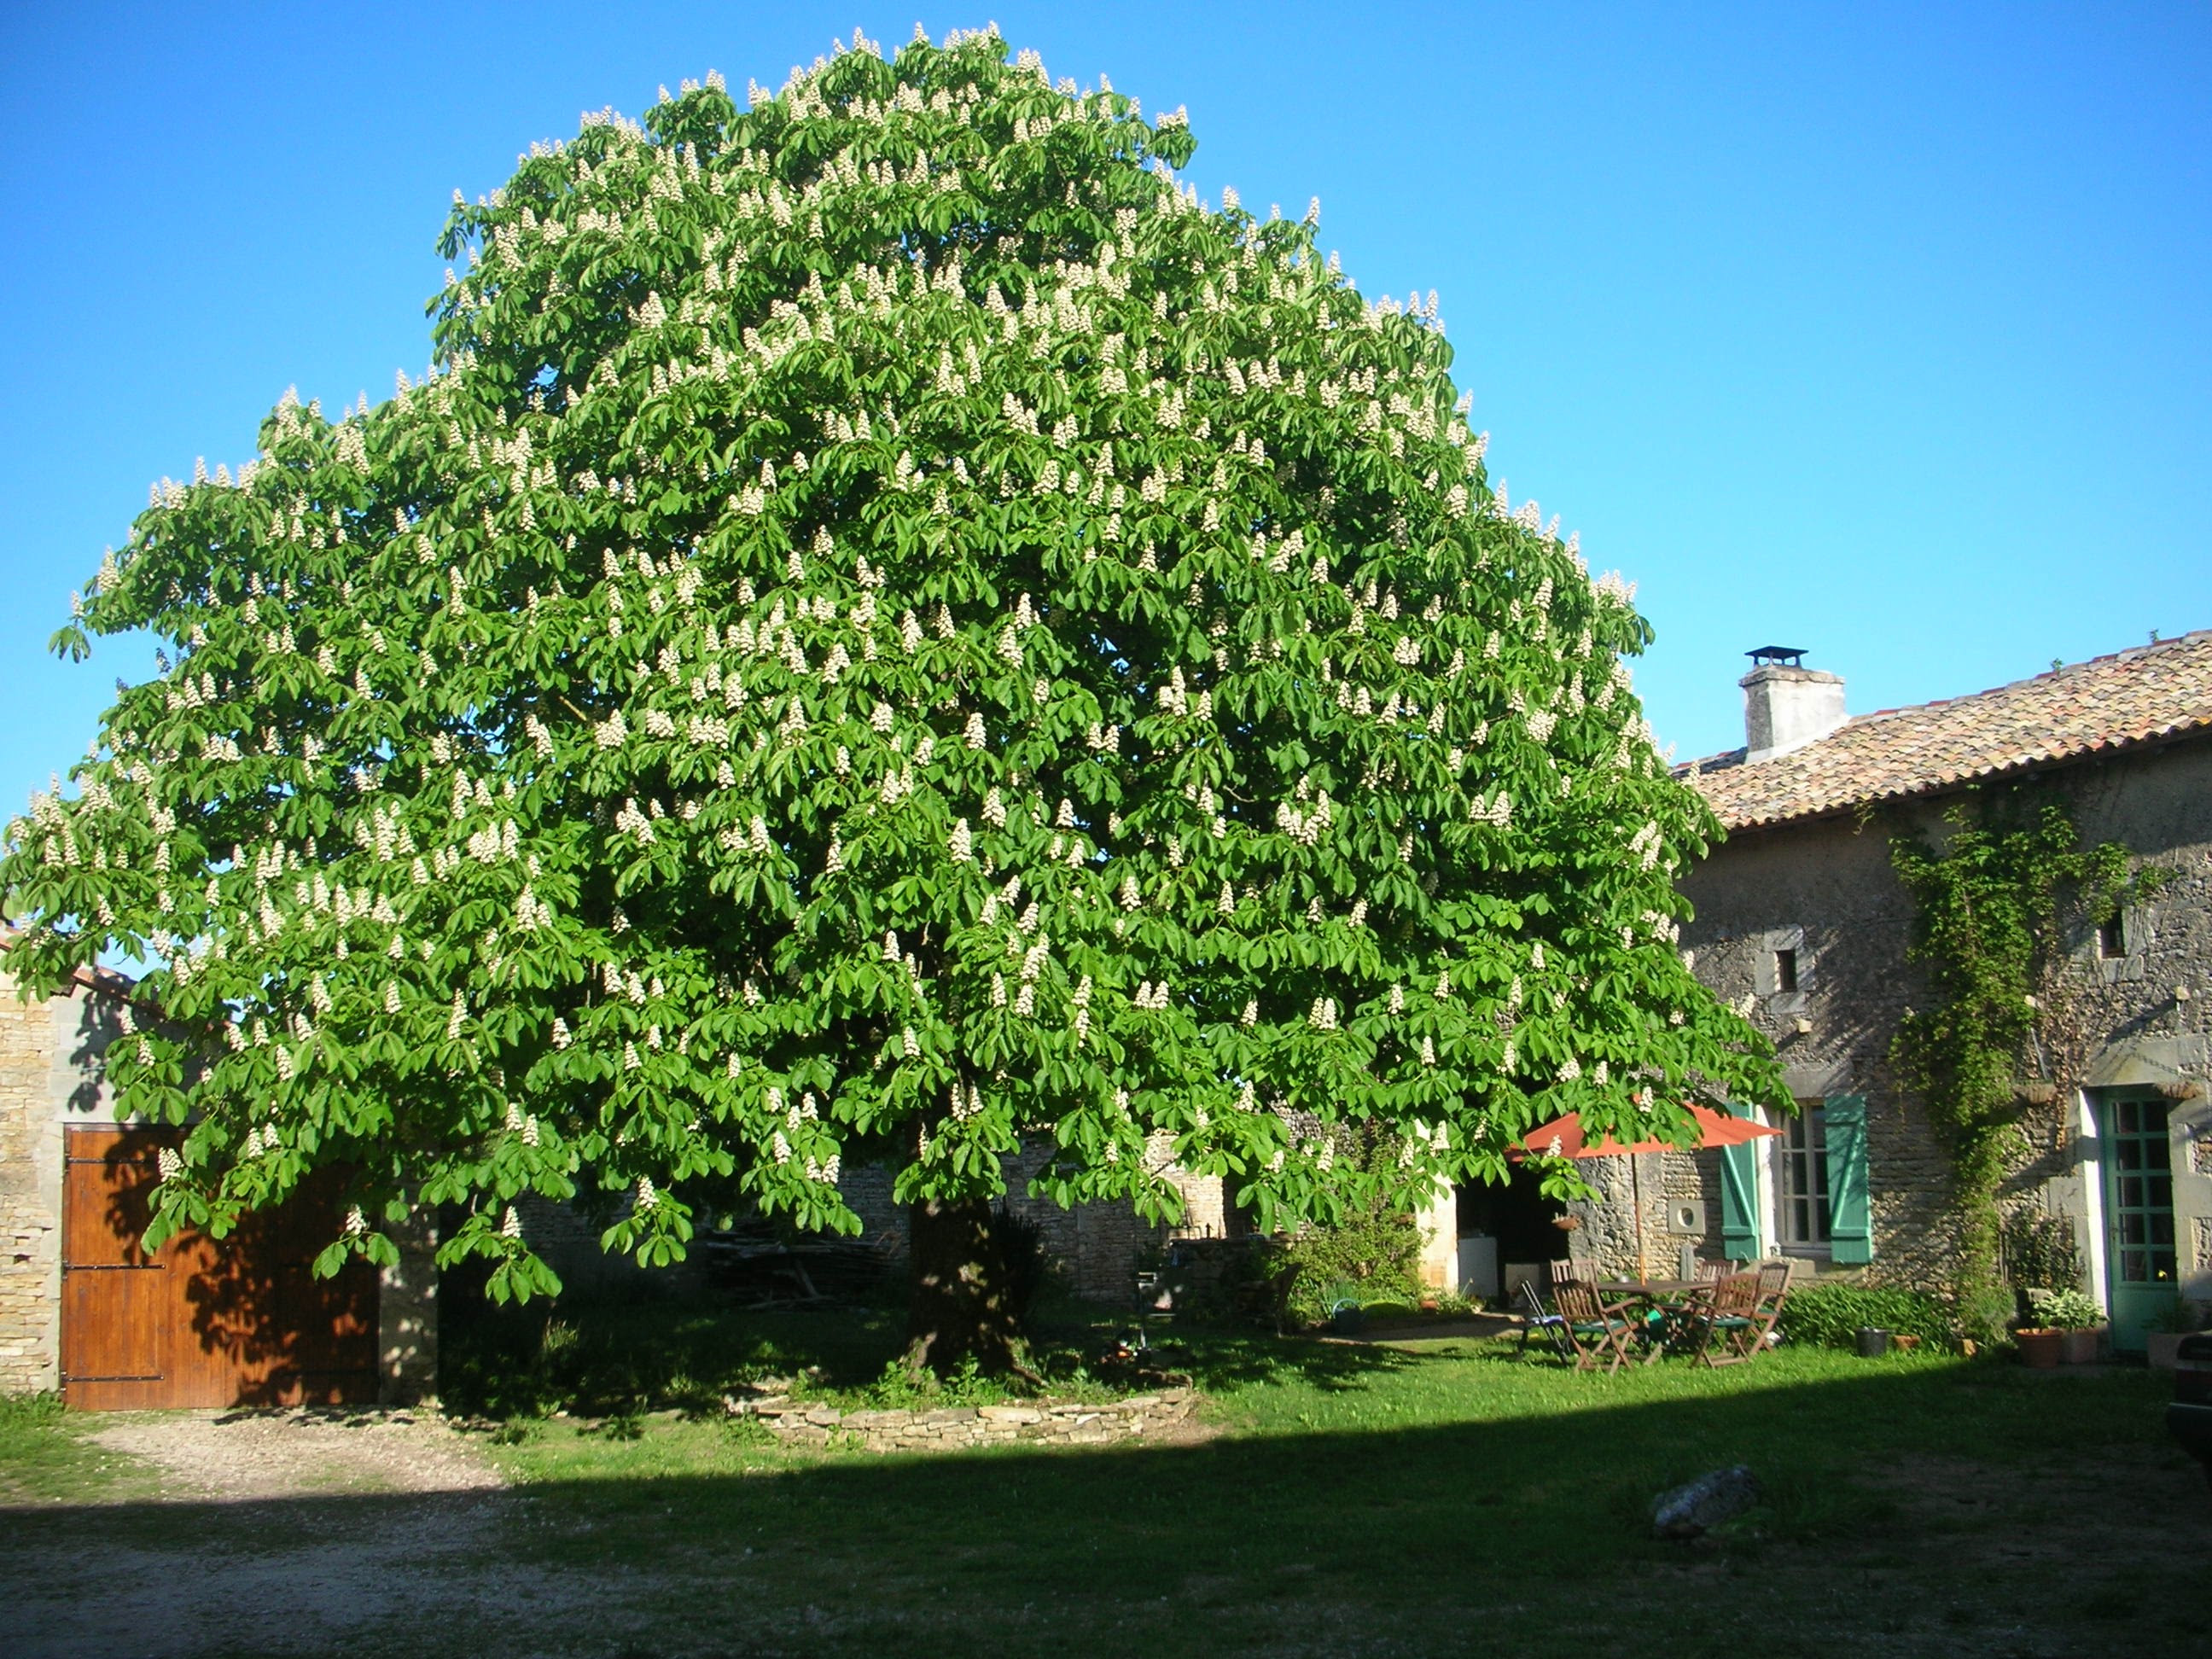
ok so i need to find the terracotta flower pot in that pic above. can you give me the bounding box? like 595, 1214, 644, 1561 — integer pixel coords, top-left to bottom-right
2059, 1326, 2104, 1365
2015, 1327, 2064, 1369
1890, 1333, 1921, 1353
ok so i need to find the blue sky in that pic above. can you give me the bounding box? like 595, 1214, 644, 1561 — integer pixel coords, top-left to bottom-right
2, 1, 2205, 820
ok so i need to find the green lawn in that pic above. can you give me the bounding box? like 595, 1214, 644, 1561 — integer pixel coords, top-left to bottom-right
0, 1391, 154, 1505
4, 1301, 2205, 1658
472, 1330, 2199, 1656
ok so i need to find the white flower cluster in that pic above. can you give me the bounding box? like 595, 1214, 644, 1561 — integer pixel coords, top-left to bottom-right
614, 799, 655, 845
1274, 789, 1333, 847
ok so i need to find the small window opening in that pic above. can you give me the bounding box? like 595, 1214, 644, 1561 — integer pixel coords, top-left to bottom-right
1775, 947, 1799, 993
2097, 913, 2127, 960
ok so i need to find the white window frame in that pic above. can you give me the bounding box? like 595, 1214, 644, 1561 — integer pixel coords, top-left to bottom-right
2075, 1089, 2111, 1315
1761, 1097, 1833, 1259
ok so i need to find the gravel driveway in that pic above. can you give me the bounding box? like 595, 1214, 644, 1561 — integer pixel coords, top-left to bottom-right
3, 1409, 611, 1659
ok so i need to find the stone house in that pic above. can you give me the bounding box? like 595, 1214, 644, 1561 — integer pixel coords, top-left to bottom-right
1535, 632, 2211, 1352
0, 934, 435, 1405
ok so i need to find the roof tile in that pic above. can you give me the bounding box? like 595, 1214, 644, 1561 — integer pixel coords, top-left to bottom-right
1680, 629, 2212, 830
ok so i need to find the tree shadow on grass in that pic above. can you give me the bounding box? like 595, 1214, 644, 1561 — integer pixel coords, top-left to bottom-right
5, 1360, 2197, 1659
440, 1283, 1421, 1417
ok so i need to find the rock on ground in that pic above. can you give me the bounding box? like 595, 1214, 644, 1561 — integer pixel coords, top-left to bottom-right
1650, 1464, 1762, 1539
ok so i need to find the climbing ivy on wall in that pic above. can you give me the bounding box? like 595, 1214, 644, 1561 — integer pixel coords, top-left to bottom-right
1889, 790, 2159, 1327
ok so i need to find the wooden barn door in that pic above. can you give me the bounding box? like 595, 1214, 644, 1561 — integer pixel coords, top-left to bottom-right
61, 1126, 381, 1409
59, 1128, 168, 1408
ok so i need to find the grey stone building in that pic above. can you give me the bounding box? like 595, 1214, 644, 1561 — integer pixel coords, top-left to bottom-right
1578, 631, 2212, 1353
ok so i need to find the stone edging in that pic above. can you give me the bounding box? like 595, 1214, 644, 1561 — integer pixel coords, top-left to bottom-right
729, 1388, 1197, 1451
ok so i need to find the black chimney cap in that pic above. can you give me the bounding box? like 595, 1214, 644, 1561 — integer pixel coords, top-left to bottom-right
1746, 646, 1807, 667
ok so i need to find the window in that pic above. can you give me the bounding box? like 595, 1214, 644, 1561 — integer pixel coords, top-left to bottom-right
1775, 1103, 1831, 1250
2097, 912, 2127, 960
1775, 947, 1799, 993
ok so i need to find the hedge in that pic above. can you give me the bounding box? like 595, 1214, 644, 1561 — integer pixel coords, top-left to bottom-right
1777, 1281, 1953, 1349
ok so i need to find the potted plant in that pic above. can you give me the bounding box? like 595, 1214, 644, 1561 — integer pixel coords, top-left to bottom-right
2025, 1289, 2106, 1364
2014, 1287, 2066, 1369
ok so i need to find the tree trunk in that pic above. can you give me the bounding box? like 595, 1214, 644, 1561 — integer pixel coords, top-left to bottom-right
905, 1194, 1024, 1377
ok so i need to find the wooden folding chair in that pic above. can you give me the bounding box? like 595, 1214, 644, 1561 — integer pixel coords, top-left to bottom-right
1551, 1279, 1641, 1375
1742, 1260, 1793, 1355
1685, 1272, 1764, 1367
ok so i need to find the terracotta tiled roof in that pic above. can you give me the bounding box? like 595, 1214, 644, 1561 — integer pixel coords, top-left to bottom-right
1680, 629, 2212, 831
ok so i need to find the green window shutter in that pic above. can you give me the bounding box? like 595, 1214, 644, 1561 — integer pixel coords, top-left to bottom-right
1825, 1094, 1872, 1264
1719, 1103, 1761, 1262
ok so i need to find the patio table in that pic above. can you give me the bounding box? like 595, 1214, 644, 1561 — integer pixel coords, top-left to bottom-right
1595, 1279, 1710, 1361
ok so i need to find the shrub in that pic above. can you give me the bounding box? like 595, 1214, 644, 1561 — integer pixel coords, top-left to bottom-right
1777, 1282, 1953, 1349
1282, 1195, 1423, 1327
2025, 1288, 2102, 1330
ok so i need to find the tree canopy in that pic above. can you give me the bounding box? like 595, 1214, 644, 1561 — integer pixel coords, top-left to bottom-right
3, 26, 1780, 1311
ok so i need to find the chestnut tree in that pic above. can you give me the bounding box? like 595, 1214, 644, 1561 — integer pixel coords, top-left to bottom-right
3, 26, 1780, 1371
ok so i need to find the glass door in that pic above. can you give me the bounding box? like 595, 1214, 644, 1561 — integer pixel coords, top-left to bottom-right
2098, 1091, 2178, 1353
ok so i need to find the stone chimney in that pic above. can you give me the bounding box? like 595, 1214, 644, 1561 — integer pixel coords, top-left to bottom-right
1740, 648, 1846, 763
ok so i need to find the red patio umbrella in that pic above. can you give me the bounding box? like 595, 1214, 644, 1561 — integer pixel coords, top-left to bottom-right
1511, 1105, 1783, 1279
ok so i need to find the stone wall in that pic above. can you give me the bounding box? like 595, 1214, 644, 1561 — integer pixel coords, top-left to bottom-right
0, 971, 120, 1395
1675, 736, 2212, 1300
841, 1139, 1229, 1305
1561, 1149, 1713, 1283
0, 969, 62, 1394
739, 1388, 1197, 1452
514, 1141, 1220, 1312
510, 1191, 697, 1295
